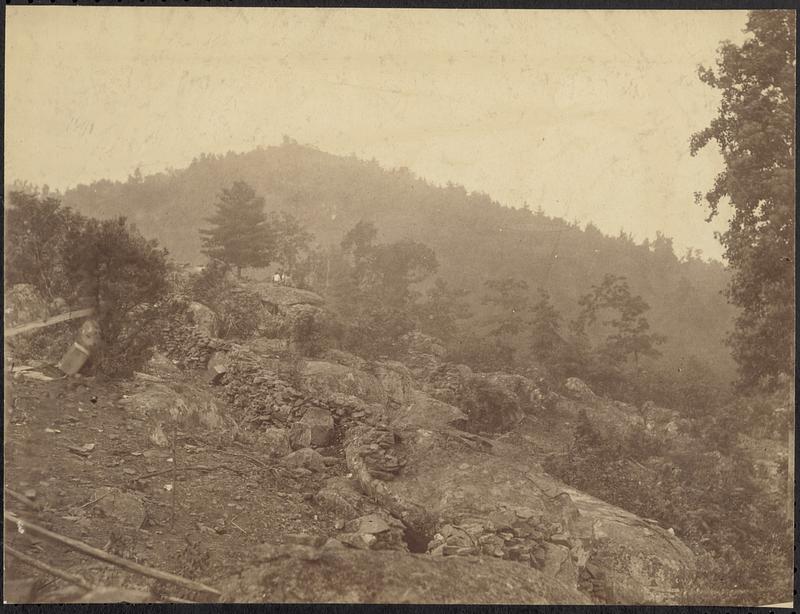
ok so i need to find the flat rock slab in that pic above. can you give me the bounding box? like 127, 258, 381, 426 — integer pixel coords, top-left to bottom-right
345, 425, 695, 605
220, 543, 590, 604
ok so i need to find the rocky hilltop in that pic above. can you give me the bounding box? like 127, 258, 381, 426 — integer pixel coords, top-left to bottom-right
126, 280, 695, 604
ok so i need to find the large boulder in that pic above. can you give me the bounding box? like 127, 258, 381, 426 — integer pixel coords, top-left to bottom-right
249, 282, 325, 314
557, 395, 646, 445
119, 382, 225, 447
371, 361, 416, 407
389, 390, 467, 431
313, 476, 382, 520
299, 361, 387, 406
454, 374, 526, 433
564, 377, 596, 402
256, 427, 292, 457
343, 425, 695, 605
422, 364, 525, 433
219, 541, 590, 603
296, 406, 335, 448
320, 350, 368, 371
483, 372, 549, 414
281, 448, 326, 473
339, 511, 408, 551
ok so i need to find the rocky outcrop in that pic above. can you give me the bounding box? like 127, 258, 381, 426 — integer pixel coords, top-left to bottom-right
119, 382, 225, 447
399, 331, 447, 379
425, 365, 525, 433
296, 406, 335, 448
299, 361, 387, 406
249, 282, 325, 314
564, 377, 596, 402
389, 390, 466, 431
314, 476, 382, 520
219, 541, 591, 603
343, 424, 695, 605
159, 320, 231, 370
338, 512, 408, 552
370, 361, 416, 407
186, 301, 219, 338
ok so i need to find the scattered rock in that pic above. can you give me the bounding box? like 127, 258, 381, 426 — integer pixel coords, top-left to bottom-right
298, 406, 335, 447
206, 351, 229, 384
257, 427, 292, 457
281, 448, 326, 473
338, 532, 378, 550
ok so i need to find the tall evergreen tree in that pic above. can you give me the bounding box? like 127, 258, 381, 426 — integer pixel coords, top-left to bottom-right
691, 11, 795, 389
199, 181, 275, 277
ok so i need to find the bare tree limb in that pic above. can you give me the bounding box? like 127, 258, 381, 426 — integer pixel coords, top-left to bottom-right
4, 512, 221, 599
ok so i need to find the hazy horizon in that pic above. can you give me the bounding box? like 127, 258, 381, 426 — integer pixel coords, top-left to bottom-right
5, 7, 750, 260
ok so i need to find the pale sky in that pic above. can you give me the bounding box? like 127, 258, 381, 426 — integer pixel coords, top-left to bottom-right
5, 7, 750, 260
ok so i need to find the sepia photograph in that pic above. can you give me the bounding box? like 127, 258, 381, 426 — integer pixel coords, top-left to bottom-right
3, 5, 795, 606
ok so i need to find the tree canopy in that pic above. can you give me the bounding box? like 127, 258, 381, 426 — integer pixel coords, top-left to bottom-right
691, 10, 795, 389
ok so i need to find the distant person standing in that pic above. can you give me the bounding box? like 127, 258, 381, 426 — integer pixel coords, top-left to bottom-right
273, 271, 282, 284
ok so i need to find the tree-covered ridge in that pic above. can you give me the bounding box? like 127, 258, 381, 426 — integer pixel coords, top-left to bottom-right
59, 140, 737, 381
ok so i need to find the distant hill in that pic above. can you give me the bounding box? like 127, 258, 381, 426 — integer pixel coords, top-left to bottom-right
60, 139, 737, 379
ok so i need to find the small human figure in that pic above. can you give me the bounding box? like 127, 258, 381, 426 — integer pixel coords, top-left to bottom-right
273, 271, 282, 284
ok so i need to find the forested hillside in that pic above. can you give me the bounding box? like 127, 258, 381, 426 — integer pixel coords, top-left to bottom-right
60, 140, 736, 380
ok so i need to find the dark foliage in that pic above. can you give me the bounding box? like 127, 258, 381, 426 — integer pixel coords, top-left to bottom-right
691, 11, 795, 390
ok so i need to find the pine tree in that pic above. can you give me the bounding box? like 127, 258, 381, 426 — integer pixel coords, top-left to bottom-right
199, 181, 275, 277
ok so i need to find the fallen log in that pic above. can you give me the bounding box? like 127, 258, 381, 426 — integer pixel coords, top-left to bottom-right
4, 511, 221, 599
4, 308, 95, 338
5, 487, 44, 511
5, 544, 94, 591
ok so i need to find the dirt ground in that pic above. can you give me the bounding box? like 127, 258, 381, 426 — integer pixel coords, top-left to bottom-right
3, 371, 345, 603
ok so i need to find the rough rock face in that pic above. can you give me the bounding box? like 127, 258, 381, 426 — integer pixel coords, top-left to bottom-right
249, 283, 325, 314
159, 319, 231, 370
281, 448, 327, 473
426, 366, 525, 433
344, 424, 695, 605
299, 361, 387, 406
557, 394, 646, 445
256, 427, 292, 457
297, 406, 335, 448
399, 331, 447, 379
564, 377, 596, 402
483, 372, 551, 414
320, 350, 368, 371
389, 390, 466, 431
119, 382, 225, 447
370, 361, 416, 407
339, 511, 408, 551
219, 542, 591, 604
186, 301, 219, 338
314, 476, 382, 520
